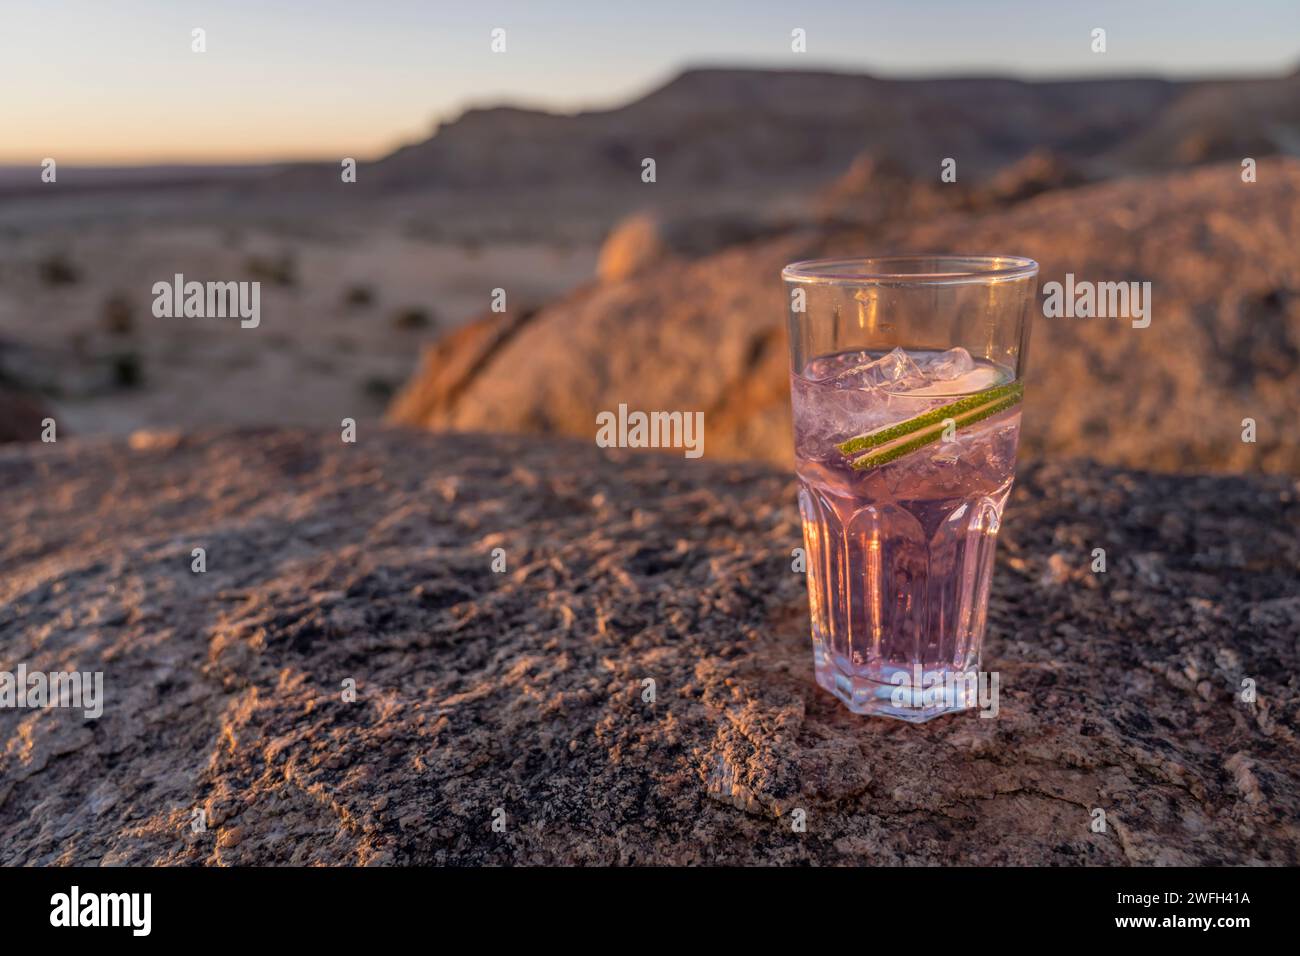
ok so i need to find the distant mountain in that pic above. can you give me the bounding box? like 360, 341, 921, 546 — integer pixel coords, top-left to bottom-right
358, 68, 1184, 192
1098, 72, 1300, 170
350, 67, 1300, 195
14, 66, 1300, 208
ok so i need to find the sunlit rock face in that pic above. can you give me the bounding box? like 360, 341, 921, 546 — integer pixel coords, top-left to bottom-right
391, 159, 1300, 476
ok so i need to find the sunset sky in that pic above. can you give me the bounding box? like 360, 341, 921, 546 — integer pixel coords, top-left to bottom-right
2, 0, 1297, 165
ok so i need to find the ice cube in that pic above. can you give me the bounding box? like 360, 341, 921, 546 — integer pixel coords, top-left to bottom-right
791, 371, 914, 460
919, 347, 975, 381
829, 346, 926, 391
791, 380, 871, 458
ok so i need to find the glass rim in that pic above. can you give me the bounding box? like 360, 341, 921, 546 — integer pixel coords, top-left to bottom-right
782, 255, 1039, 287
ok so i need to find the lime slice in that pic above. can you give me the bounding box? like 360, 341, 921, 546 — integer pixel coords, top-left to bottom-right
835, 380, 1024, 471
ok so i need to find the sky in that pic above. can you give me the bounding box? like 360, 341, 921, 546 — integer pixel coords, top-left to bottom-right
2, 0, 1297, 165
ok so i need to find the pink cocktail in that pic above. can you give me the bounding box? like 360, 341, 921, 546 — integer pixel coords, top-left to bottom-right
782, 257, 1038, 720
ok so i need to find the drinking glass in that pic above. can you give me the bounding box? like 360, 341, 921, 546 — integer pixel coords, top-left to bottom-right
782, 256, 1038, 720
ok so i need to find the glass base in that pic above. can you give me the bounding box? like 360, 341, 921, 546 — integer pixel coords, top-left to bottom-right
812, 641, 978, 722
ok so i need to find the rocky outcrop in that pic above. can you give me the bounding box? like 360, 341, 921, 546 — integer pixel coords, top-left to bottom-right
0, 429, 1296, 864
596, 213, 670, 282
972, 147, 1090, 207
815, 149, 955, 224
816, 147, 1089, 227
385, 306, 541, 430
596, 212, 792, 282
390, 158, 1300, 475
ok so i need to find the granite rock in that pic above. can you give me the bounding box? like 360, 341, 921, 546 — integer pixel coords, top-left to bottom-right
0, 429, 1296, 865
390, 158, 1300, 475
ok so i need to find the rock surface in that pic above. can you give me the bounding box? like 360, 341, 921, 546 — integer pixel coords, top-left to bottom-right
1, 429, 1297, 865
813, 147, 1091, 231
391, 158, 1300, 475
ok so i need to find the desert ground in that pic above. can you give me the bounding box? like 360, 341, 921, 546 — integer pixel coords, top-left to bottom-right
0, 191, 595, 436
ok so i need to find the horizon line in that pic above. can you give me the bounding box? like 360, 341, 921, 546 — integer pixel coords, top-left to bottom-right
4, 58, 1296, 169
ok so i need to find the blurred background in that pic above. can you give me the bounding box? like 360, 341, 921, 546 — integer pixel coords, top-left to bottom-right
1, 0, 1297, 473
